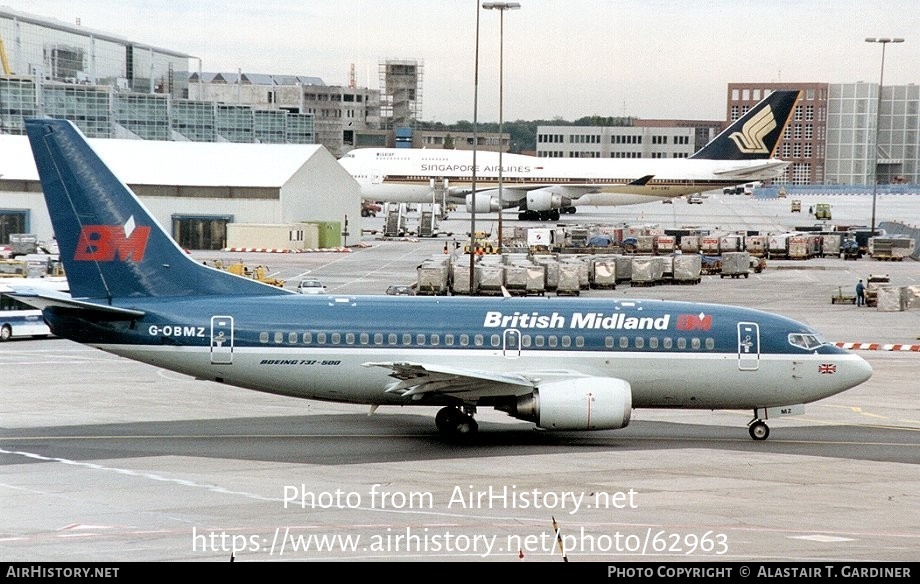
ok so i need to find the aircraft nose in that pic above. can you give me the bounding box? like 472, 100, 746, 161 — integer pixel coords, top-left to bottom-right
842, 353, 873, 388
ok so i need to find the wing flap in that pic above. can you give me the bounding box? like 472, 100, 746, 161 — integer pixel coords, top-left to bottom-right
364, 361, 537, 398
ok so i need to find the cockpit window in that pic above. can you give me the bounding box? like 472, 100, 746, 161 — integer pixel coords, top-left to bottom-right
788, 333, 826, 350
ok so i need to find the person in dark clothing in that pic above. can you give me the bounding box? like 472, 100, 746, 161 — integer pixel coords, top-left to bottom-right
855, 279, 865, 307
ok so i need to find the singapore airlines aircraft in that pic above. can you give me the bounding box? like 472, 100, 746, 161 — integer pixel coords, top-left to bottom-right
340, 90, 800, 220
17, 118, 871, 441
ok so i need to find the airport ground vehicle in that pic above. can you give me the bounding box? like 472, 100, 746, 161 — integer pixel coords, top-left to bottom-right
688, 193, 704, 204
361, 201, 381, 217
0, 294, 51, 341
206, 260, 285, 287
841, 239, 862, 260
864, 274, 890, 308
296, 279, 327, 294
790, 200, 802, 212
814, 203, 832, 220
8, 233, 38, 257
385, 285, 415, 296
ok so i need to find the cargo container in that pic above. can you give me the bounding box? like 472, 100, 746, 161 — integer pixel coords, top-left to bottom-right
591, 259, 617, 289
744, 235, 767, 257
501, 265, 526, 293
556, 264, 581, 296
680, 235, 701, 254
787, 235, 810, 260
700, 236, 721, 255
767, 233, 792, 259
821, 233, 842, 257
450, 261, 479, 295
719, 234, 743, 253
869, 236, 916, 261
672, 254, 702, 284
416, 261, 450, 295
523, 265, 547, 296
631, 256, 665, 286
635, 235, 656, 254
612, 255, 633, 283
532, 256, 559, 289
654, 235, 676, 255
720, 251, 750, 278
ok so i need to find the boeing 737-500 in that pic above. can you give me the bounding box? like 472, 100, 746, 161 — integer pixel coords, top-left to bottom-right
16, 118, 871, 440
339, 90, 800, 220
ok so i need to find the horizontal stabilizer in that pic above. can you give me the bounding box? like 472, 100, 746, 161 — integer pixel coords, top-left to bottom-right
711, 160, 788, 178
8, 289, 145, 320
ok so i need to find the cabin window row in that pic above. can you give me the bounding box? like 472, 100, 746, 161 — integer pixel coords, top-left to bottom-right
257, 331, 716, 351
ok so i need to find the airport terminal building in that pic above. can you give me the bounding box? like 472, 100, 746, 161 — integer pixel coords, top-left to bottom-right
537, 83, 920, 188
0, 7, 362, 248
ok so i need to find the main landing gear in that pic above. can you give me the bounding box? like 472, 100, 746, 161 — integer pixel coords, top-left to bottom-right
748, 415, 770, 441
435, 406, 478, 438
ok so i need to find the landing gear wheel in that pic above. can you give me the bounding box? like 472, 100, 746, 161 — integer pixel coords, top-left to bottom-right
455, 417, 478, 435
435, 406, 479, 438
435, 406, 461, 433
748, 420, 769, 441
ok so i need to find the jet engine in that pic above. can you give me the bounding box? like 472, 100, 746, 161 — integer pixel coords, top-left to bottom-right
499, 378, 632, 430
522, 187, 572, 212
465, 192, 502, 213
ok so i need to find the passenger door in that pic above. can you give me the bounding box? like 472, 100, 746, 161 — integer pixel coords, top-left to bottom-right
737, 322, 760, 371
210, 315, 234, 364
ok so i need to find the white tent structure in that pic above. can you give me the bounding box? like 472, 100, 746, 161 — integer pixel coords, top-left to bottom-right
0, 134, 361, 249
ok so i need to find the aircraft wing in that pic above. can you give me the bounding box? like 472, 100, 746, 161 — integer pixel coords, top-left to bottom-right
7, 288, 146, 320
365, 361, 567, 399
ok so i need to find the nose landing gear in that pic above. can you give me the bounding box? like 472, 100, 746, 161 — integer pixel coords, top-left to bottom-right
748, 417, 770, 441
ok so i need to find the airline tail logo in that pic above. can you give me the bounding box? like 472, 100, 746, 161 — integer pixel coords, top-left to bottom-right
74, 215, 151, 262
728, 105, 777, 154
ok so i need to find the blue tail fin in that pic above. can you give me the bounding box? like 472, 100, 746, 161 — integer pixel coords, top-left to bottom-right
691, 90, 800, 160
25, 118, 289, 300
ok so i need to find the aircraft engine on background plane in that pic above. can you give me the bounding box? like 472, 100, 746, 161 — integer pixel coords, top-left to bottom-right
497, 378, 632, 431
523, 187, 572, 212
465, 191, 503, 213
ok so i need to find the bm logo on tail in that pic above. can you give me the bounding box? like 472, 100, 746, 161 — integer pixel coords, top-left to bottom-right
728, 105, 777, 154
74, 215, 150, 262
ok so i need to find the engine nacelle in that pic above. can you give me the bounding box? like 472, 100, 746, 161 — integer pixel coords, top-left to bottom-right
506, 378, 632, 431
523, 187, 572, 212
465, 192, 501, 213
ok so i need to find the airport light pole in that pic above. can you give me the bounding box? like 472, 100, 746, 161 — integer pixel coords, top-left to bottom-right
483, 1, 520, 252
469, 1, 482, 293
865, 37, 903, 237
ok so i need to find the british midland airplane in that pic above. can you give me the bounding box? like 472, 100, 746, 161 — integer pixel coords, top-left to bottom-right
17, 117, 870, 441
339, 90, 800, 220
